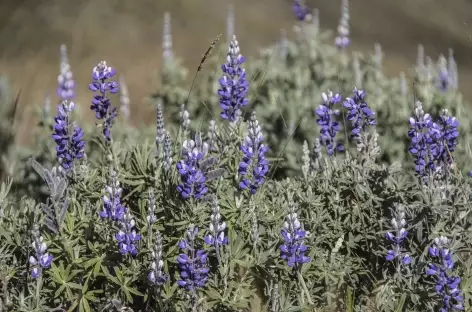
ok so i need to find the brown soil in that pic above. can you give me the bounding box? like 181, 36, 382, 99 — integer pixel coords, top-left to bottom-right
1, 0, 472, 144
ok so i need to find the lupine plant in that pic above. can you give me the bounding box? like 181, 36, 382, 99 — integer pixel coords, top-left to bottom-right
2, 1, 472, 312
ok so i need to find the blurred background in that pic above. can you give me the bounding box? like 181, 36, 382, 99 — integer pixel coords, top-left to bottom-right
1, 0, 472, 144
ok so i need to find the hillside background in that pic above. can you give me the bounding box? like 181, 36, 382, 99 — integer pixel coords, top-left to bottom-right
1, 0, 472, 143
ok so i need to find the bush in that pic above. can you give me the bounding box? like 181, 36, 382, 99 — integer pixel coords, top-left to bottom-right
0, 3, 471, 312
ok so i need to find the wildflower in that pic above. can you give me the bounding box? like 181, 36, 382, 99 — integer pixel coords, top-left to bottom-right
238, 112, 269, 194
115, 211, 140, 256
315, 91, 344, 155
148, 231, 167, 285
204, 197, 228, 247
177, 226, 210, 291
57, 44, 75, 101
385, 205, 411, 265
176, 138, 208, 199
429, 109, 459, 173
292, 0, 309, 21
280, 207, 311, 268
425, 236, 464, 311
51, 100, 85, 171
408, 101, 435, 176
89, 61, 119, 141
99, 170, 126, 221
343, 88, 376, 140
335, 0, 350, 49
218, 35, 249, 122
29, 225, 53, 279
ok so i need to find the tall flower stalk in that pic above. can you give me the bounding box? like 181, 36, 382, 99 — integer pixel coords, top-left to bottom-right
89, 61, 119, 141
238, 112, 269, 194
29, 225, 53, 279
343, 88, 376, 141
335, 0, 350, 49
315, 91, 344, 156
51, 100, 85, 171
385, 204, 411, 279
425, 236, 464, 311
176, 137, 209, 200
218, 35, 249, 123
177, 225, 209, 311
57, 44, 75, 101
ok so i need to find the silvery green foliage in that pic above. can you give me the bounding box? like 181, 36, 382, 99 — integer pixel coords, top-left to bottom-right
2, 7, 472, 312
30, 160, 69, 234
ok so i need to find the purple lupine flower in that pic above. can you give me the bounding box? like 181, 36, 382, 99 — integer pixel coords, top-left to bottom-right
89, 61, 119, 141
99, 170, 126, 221
335, 0, 350, 49
218, 35, 249, 122
29, 225, 53, 279
292, 0, 309, 21
148, 231, 167, 286
408, 101, 435, 177
176, 138, 209, 199
315, 91, 344, 155
343, 88, 376, 140
429, 109, 459, 173
51, 100, 85, 171
385, 206, 411, 265
425, 236, 464, 311
204, 197, 228, 247
57, 44, 75, 101
238, 112, 269, 195
177, 226, 210, 291
280, 210, 311, 268
115, 211, 141, 256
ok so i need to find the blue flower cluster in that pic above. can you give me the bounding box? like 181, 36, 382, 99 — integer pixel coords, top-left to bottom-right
218, 35, 249, 122
176, 139, 209, 199
100, 170, 140, 255
315, 91, 344, 155
89, 61, 119, 141
292, 0, 309, 21
177, 226, 210, 291
385, 207, 411, 265
343, 88, 376, 140
100, 170, 126, 221
29, 226, 53, 279
425, 237, 464, 311
115, 211, 141, 256
408, 102, 459, 178
280, 211, 311, 268
238, 112, 269, 195
52, 100, 85, 171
